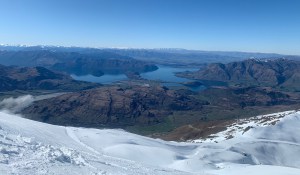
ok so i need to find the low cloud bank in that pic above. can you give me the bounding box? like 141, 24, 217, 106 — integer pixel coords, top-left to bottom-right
0, 93, 65, 114
0, 95, 34, 113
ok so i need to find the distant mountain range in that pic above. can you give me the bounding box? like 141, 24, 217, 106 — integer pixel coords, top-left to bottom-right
0, 49, 158, 76
1, 45, 299, 66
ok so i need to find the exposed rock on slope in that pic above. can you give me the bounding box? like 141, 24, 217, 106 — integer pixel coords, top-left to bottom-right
23, 86, 207, 127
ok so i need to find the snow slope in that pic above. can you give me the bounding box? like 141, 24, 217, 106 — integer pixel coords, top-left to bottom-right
0, 96, 300, 174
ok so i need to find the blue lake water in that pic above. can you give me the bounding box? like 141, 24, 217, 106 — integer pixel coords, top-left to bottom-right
71, 65, 205, 90
140, 66, 198, 83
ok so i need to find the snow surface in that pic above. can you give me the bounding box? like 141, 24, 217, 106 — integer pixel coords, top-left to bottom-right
0, 96, 300, 174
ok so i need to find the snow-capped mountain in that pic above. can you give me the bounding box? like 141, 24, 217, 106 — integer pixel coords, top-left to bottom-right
0, 96, 300, 175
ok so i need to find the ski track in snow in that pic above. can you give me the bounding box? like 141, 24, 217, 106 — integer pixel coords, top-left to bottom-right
0, 96, 300, 174
66, 127, 102, 156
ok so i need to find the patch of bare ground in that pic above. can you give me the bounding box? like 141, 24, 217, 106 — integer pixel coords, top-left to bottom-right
157, 110, 298, 142
158, 120, 234, 141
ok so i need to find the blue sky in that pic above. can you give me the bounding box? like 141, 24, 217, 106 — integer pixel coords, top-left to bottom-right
0, 0, 299, 55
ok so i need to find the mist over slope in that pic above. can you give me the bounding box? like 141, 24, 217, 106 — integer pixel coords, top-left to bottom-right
0, 96, 300, 174
0, 94, 63, 113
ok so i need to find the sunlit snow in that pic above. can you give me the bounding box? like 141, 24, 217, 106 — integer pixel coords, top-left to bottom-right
0, 96, 299, 175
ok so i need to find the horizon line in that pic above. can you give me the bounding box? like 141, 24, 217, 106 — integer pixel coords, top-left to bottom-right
0, 43, 299, 56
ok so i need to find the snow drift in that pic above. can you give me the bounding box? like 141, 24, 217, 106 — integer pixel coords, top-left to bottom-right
0, 96, 300, 174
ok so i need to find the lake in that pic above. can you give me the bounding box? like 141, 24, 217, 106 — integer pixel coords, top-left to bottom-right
140, 66, 198, 82
71, 65, 205, 90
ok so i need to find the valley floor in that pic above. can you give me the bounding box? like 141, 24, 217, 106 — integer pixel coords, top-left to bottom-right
0, 110, 300, 175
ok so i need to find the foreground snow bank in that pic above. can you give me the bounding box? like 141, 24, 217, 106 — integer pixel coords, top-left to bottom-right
0, 109, 300, 175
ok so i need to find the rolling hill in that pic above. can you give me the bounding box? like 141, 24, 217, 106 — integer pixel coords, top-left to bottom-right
177, 58, 300, 91
0, 64, 99, 91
